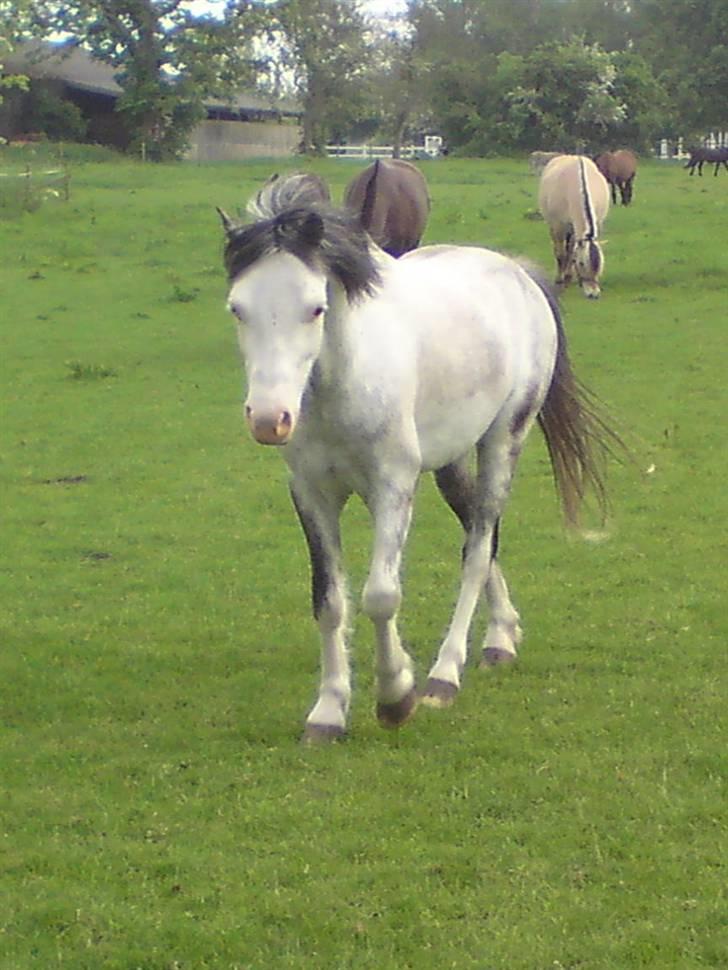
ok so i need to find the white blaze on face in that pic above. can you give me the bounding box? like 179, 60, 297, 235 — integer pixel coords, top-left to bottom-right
227, 251, 328, 445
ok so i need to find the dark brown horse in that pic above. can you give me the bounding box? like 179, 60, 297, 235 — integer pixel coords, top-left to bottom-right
594, 150, 638, 205
343, 158, 430, 257
684, 146, 728, 176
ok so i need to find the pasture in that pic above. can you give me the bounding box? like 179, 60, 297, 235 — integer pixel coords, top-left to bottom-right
1, 149, 726, 969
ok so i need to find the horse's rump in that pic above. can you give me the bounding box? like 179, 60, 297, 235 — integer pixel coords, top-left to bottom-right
538, 154, 609, 232
594, 149, 637, 182
343, 158, 430, 257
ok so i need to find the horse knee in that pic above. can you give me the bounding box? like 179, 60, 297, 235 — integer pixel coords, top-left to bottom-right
362, 578, 401, 622
319, 586, 347, 632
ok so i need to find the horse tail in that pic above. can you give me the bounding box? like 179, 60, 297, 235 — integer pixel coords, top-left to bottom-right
359, 160, 381, 232
526, 269, 619, 526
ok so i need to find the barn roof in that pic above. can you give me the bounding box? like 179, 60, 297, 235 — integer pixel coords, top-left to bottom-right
4, 41, 301, 116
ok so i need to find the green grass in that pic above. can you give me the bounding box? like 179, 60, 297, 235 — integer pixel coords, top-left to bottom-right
1, 148, 726, 968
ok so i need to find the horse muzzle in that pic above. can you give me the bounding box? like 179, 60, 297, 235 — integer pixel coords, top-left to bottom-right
245, 405, 295, 445
581, 281, 601, 299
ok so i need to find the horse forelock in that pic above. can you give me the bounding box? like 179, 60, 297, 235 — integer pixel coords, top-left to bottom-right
588, 240, 603, 275
223, 205, 380, 301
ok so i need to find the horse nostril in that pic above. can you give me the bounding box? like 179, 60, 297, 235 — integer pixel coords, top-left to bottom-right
279, 410, 292, 431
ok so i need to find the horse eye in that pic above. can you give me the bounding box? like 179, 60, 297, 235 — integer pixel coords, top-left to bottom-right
311, 306, 325, 321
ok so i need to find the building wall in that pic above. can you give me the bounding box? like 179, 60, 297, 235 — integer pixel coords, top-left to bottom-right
186, 119, 302, 161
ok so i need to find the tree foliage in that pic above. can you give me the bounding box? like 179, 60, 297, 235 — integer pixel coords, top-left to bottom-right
260, 0, 370, 154
23, 0, 266, 158
8, 0, 728, 156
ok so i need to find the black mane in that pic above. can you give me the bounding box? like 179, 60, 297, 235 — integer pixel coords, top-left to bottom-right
222, 201, 380, 302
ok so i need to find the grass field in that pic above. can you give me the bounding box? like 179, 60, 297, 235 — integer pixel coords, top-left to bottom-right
1, 147, 726, 969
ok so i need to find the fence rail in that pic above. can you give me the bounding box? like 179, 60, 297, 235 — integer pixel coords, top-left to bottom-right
326, 139, 443, 160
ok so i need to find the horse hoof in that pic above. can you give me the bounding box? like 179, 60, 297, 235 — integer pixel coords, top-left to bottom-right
301, 722, 346, 745
420, 678, 458, 708
480, 647, 517, 668
376, 687, 418, 729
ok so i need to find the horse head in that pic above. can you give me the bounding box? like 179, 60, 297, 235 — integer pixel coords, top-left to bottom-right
573, 238, 604, 299
220, 196, 379, 446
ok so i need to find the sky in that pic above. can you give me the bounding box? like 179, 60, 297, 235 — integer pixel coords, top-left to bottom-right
185, 0, 408, 20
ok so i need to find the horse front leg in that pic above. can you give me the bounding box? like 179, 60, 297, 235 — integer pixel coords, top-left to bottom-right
290, 478, 351, 743
362, 475, 419, 729
553, 230, 574, 287
423, 425, 522, 706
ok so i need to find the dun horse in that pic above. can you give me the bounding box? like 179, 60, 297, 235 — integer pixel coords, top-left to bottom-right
684, 146, 728, 176
538, 154, 610, 299
343, 158, 430, 257
594, 149, 638, 205
219, 176, 615, 742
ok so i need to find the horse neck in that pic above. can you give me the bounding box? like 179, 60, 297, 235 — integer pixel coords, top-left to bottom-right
316, 280, 360, 388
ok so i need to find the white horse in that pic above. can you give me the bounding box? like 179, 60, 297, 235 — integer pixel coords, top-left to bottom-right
219, 183, 612, 742
538, 154, 610, 299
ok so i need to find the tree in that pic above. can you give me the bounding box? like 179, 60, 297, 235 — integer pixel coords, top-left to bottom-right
0, 2, 32, 110
632, 0, 728, 135
268, 0, 370, 154
24, 0, 266, 158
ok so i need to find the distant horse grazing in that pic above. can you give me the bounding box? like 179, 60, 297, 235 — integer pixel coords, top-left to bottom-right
538, 154, 610, 299
343, 158, 430, 257
219, 181, 616, 742
594, 149, 638, 205
248, 171, 330, 216
529, 150, 561, 174
684, 146, 728, 176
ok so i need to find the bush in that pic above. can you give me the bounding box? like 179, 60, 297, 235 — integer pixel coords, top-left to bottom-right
24, 84, 88, 142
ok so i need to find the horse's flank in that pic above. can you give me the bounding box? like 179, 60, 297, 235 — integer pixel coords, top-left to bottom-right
343, 158, 430, 257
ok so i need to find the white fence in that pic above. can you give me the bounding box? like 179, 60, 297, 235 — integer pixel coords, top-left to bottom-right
326, 136, 443, 160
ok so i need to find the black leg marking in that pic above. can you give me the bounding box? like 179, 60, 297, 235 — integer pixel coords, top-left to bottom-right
490, 517, 500, 561
290, 486, 331, 620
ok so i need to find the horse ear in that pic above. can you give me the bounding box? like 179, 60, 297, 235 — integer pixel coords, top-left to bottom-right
299, 211, 325, 247
217, 206, 235, 235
